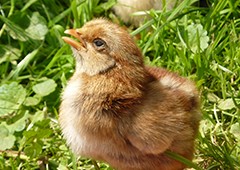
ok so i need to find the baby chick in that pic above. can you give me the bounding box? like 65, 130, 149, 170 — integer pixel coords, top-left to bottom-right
60, 18, 201, 170
113, 0, 182, 26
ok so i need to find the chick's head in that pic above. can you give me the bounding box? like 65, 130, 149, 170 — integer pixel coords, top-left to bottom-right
62, 18, 144, 76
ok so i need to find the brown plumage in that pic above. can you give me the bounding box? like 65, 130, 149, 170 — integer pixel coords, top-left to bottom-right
60, 18, 201, 170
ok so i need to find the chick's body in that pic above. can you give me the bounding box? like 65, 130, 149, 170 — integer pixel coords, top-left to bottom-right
60, 19, 201, 170
113, 0, 182, 26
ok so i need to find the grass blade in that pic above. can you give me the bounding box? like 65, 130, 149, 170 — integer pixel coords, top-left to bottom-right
8, 48, 40, 79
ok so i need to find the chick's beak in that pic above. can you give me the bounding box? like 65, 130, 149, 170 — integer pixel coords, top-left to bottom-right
62, 29, 86, 50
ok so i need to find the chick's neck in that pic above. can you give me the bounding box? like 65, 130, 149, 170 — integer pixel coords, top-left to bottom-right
78, 65, 149, 115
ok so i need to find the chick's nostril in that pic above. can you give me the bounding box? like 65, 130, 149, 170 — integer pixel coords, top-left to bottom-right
76, 29, 81, 34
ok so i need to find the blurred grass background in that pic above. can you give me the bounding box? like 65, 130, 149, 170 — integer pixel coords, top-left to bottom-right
0, 0, 239, 169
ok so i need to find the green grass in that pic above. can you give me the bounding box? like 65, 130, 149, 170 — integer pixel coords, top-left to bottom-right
0, 0, 239, 169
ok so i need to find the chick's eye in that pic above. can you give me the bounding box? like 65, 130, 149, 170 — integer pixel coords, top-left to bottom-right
93, 38, 105, 47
